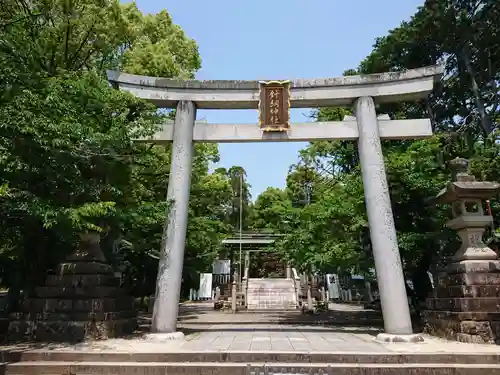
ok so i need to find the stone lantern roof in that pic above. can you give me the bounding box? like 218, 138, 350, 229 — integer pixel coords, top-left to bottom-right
436, 157, 500, 204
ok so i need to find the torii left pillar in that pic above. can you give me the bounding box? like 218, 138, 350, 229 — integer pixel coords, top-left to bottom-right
151, 101, 196, 333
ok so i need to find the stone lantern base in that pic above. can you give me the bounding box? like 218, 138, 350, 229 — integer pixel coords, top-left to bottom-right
423, 260, 500, 344
7, 233, 137, 342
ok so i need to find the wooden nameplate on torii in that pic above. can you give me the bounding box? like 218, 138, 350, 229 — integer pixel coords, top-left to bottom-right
258, 80, 291, 132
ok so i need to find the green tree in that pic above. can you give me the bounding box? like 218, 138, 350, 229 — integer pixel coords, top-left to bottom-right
0, 0, 232, 306
250, 187, 293, 231
261, 0, 500, 311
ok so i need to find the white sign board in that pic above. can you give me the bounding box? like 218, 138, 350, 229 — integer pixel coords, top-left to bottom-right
198, 273, 213, 299
212, 259, 231, 274
326, 274, 340, 300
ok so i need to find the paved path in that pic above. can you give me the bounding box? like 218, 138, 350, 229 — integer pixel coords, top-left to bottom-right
180, 327, 385, 352
171, 302, 500, 354
22, 302, 500, 355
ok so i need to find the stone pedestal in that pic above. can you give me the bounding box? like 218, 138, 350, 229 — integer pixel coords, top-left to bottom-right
423, 158, 500, 344
424, 259, 500, 344
8, 232, 137, 342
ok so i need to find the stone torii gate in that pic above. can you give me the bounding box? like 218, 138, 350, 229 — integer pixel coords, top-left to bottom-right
108, 65, 444, 342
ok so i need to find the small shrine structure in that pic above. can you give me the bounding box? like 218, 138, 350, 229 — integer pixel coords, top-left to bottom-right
221, 233, 288, 280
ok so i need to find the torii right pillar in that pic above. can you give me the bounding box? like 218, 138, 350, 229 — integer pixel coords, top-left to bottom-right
355, 97, 422, 342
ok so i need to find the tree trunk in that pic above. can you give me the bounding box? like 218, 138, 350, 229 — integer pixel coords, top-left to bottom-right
461, 46, 492, 135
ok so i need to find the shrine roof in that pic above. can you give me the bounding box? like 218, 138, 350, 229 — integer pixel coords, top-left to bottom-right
221, 233, 283, 247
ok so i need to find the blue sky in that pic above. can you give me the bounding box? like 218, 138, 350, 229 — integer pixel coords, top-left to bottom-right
134, 0, 424, 198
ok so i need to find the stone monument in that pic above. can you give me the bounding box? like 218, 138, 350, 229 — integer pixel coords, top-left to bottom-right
8, 231, 137, 342
424, 157, 500, 344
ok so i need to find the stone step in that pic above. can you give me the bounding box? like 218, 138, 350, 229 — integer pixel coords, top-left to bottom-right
246, 295, 296, 298
247, 290, 295, 294
13, 351, 500, 364
247, 278, 298, 311
247, 298, 295, 301
246, 300, 296, 306
247, 280, 295, 284
246, 300, 296, 302
246, 294, 296, 298
235, 308, 301, 313
247, 291, 296, 294
246, 300, 295, 303
246, 297, 295, 300
247, 287, 295, 291
247, 306, 297, 310
247, 302, 297, 308
246, 300, 297, 304
6, 361, 500, 375
247, 300, 297, 309
247, 295, 295, 298
246, 291, 297, 294
247, 287, 295, 290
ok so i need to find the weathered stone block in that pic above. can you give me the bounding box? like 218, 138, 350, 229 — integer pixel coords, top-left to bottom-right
45, 274, 120, 287
422, 309, 500, 322
9, 310, 136, 322
446, 260, 500, 274
438, 272, 500, 286
426, 296, 500, 312
35, 285, 120, 298
55, 261, 114, 275
436, 285, 500, 298
20, 296, 134, 314
8, 318, 137, 342
423, 312, 500, 344
425, 269, 500, 344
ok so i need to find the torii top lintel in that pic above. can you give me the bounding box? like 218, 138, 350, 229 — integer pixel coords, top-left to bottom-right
107, 65, 444, 110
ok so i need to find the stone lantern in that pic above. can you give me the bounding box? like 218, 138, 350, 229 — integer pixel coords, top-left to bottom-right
423, 157, 500, 344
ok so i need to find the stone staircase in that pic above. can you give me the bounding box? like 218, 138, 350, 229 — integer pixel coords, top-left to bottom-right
246, 278, 298, 310
4, 349, 500, 375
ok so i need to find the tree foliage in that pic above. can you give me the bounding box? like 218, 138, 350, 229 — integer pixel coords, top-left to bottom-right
250, 0, 500, 307
0, 0, 233, 305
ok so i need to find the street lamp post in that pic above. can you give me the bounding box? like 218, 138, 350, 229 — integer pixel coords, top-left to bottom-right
239, 173, 243, 286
